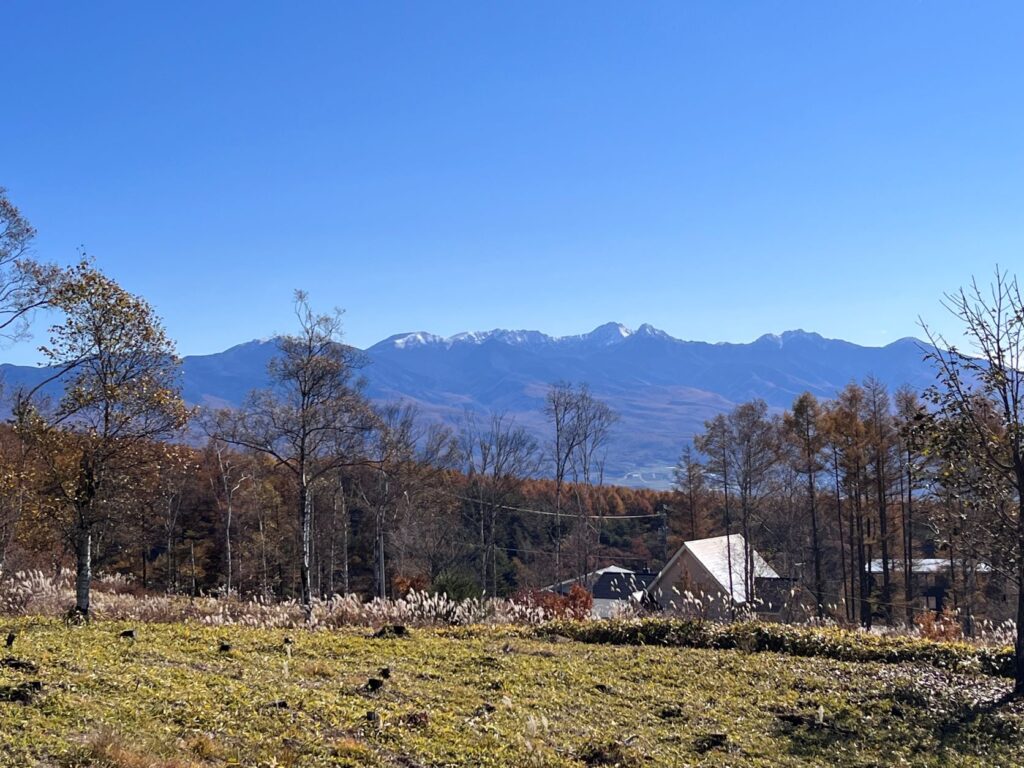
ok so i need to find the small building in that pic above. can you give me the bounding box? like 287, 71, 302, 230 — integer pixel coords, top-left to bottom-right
545, 565, 636, 597
646, 534, 794, 619
544, 565, 654, 618
868, 558, 1003, 618
590, 570, 657, 618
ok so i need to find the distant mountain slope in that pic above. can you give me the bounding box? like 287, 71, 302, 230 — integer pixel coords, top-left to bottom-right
0, 324, 938, 488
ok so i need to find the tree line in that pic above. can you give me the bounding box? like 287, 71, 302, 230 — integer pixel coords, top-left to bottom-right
675, 270, 1024, 693
1, 187, 677, 620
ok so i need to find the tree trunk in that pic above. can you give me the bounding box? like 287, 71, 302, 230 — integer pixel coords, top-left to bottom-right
225, 501, 233, 595
376, 512, 387, 599
1016, 542, 1024, 694
340, 494, 349, 595
807, 469, 823, 619
833, 451, 850, 622
876, 459, 892, 623
900, 459, 913, 624
722, 456, 735, 620
299, 481, 313, 616
74, 523, 92, 618
855, 485, 871, 628
258, 514, 269, 600
328, 495, 336, 596
688, 478, 697, 540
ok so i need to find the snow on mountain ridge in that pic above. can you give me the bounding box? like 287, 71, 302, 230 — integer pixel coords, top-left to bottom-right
376, 322, 645, 351
373, 324, 918, 354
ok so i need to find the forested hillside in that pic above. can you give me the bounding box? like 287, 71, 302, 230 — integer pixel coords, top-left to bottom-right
0, 325, 941, 487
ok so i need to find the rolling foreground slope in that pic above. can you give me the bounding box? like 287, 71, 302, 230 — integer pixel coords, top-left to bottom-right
0, 618, 1020, 767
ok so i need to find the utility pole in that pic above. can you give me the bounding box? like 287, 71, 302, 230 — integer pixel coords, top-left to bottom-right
659, 505, 670, 569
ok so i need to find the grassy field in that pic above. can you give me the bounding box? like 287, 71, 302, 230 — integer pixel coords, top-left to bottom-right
1, 618, 1023, 767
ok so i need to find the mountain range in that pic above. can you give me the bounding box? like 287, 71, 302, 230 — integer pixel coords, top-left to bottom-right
0, 323, 938, 488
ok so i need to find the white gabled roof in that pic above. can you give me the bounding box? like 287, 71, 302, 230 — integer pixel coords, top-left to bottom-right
652, 533, 778, 605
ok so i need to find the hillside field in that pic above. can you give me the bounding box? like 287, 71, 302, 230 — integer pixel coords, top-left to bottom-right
0, 619, 1022, 767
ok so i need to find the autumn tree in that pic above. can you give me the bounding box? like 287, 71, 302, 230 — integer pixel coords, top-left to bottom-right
783, 392, 827, 617
922, 269, 1024, 693
14, 262, 189, 619
0, 188, 55, 342
894, 385, 926, 622
861, 377, 897, 622
730, 400, 780, 601
672, 445, 707, 541
216, 292, 373, 615
695, 413, 736, 610
0, 426, 31, 576
824, 384, 871, 625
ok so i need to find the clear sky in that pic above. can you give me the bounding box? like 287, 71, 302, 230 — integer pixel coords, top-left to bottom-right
3, 3, 1023, 364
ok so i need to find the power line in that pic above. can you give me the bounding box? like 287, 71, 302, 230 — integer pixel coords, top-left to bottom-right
445, 491, 663, 520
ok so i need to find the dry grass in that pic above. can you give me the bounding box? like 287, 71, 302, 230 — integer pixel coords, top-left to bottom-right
1, 618, 1023, 766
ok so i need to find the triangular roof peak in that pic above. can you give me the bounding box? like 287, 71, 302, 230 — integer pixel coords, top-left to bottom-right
652, 534, 778, 604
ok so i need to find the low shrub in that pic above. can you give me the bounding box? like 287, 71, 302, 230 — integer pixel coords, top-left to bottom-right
538, 618, 1015, 678
511, 584, 593, 620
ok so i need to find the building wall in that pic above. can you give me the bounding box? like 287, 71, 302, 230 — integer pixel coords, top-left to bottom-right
591, 598, 634, 619
648, 549, 734, 620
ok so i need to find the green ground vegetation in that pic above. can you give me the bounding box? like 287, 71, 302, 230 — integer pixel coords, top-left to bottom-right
0, 618, 1022, 767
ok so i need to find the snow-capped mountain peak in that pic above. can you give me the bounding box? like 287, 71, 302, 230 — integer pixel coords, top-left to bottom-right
382, 332, 446, 349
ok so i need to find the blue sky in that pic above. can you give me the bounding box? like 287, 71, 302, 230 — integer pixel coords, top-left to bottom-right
3, 3, 1023, 364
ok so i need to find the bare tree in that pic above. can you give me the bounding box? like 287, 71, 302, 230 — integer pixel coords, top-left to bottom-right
358, 403, 459, 598
215, 292, 373, 615
0, 188, 54, 342
209, 440, 252, 595
568, 389, 617, 578
545, 383, 584, 582
922, 269, 1024, 692
570, 391, 617, 487
462, 412, 539, 594
544, 382, 617, 582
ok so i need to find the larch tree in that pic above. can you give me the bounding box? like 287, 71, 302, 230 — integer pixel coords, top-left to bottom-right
727, 399, 779, 603
862, 376, 897, 623
673, 444, 706, 541
823, 384, 870, 625
14, 261, 189, 619
696, 413, 735, 612
783, 392, 827, 618
894, 385, 926, 623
